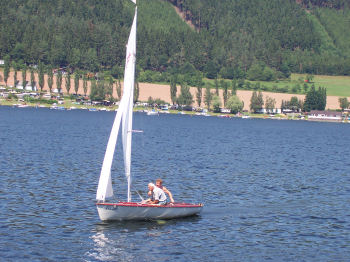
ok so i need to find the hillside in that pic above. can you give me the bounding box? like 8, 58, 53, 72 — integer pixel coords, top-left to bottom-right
0, 0, 350, 79
169, 0, 350, 77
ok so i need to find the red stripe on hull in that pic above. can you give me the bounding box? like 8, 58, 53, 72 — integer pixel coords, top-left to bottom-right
96, 202, 203, 208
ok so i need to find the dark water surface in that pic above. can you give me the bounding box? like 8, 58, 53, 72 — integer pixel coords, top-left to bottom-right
0, 107, 349, 261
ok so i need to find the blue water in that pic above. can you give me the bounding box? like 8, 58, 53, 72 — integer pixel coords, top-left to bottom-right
0, 106, 349, 261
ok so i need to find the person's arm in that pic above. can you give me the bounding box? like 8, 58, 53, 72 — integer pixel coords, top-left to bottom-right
163, 186, 174, 203
144, 190, 153, 203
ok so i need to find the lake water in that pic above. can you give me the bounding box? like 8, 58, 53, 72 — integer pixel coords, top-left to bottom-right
0, 106, 349, 261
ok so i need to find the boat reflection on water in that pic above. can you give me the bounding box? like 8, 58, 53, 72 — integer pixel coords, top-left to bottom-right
87, 216, 201, 261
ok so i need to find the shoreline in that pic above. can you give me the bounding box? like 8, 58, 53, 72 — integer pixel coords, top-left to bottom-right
1, 99, 348, 124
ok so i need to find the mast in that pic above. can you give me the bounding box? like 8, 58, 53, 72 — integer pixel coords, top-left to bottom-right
123, 5, 137, 202
96, 0, 137, 202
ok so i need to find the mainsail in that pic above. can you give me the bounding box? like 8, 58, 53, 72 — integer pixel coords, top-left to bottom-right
96, 5, 137, 202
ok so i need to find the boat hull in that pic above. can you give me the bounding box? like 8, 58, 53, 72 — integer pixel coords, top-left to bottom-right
96, 202, 203, 221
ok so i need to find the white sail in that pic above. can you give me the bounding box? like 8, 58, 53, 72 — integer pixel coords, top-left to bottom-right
96, 8, 137, 202
123, 7, 137, 202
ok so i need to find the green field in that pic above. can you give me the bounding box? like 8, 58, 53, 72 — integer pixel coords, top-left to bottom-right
292, 74, 350, 97
255, 74, 350, 97
203, 73, 350, 97
247, 74, 350, 97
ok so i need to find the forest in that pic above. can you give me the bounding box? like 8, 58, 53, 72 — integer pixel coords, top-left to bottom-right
1, 0, 350, 82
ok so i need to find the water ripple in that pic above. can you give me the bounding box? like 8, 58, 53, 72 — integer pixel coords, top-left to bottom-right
0, 108, 350, 261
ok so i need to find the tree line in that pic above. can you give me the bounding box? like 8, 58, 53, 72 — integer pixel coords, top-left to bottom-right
1, 61, 338, 113
166, 75, 329, 113
167, 0, 350, 77
1, 0, 350, 83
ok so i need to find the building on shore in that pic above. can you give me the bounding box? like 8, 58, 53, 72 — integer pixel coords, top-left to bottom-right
308, 110, 342, 122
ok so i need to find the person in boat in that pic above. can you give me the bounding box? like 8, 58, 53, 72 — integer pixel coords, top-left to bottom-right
155, 178, 175, 203
145, 183, 167, 205
147, 179, 175, 203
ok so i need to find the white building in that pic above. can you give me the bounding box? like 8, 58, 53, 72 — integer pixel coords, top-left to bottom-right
308, 110, 342, 122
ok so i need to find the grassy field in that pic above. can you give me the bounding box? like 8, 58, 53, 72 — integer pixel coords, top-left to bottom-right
202, 73, 350, 97
254, 73, 350, 97
292, 74, 350, 97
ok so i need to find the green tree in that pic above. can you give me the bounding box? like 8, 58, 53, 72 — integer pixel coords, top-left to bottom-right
212, 95, 221, 113
258, 91, 264, 110
48, 67, 53, 93
226, 95, 244, 114
90, 79, 106, 101
170, 76, 177, 105
237, 79, 245, 89
30, 68, 35, 90
265, 96, 276, 113
290, 96, 302, 111
177, 83, 193, 106
83, 74, 88, 96
4, 57, 10, 86
65, 73, 71, 94
196, 86, 202, 107
38, 63, 45, 92
116, 79, 122, 100
84, 48, 99, 72
12, 61, 19, 88
21, 64, 27, 89
304, 85, 327, 111
90, 79, 97, 100
318, 87, 327, 110
147, 96, 154, 107
250, 91, 264, 113
262, 66, 276, 81
195, 73, 203, 107
215, 77, 219, 96
0, 0, 349, 78
134, 81, 139, 103
107, 76, 113, 100
111, 65, 121, 79
280, 62, 291, 79
231, 79, 237, 95
69, 48, 81, 69
205, 61, 218, 79
204, 85, 213, 110
304, 85, 317, 112
57, 70, 63, 94
339, 97, 349, 111
247, 63, 264, 81
74, 72, 80, 95
248, 63, 276, 81
222, 80, 228, 107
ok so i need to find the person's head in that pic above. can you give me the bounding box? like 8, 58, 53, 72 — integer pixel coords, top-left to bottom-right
148, 183, 155, 191
156, 179, 163, 187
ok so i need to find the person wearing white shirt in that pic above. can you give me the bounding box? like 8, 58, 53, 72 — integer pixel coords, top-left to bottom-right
145, 183, 167, 205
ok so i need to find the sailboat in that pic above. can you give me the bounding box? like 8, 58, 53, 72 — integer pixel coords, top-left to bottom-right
96, 0, 203, 221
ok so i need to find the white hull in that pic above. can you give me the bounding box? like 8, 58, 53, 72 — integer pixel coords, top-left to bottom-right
147, 110, 159, 116
97, 202, 203, 221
